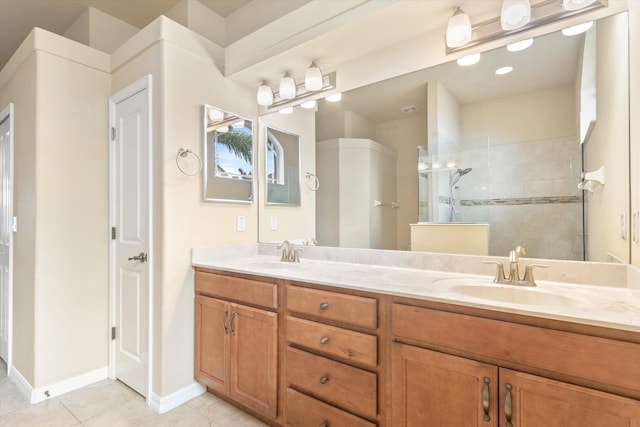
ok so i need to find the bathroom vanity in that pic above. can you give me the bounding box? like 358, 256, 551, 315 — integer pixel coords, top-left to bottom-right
192, 246, 640, 426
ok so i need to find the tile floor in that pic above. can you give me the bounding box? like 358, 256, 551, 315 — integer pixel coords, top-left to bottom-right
0, 360, 268, 426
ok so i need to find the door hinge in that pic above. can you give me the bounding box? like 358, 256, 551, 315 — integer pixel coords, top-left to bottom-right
111, 326, 116, 340
111, 127, 116, 140
111, 227, 116, 240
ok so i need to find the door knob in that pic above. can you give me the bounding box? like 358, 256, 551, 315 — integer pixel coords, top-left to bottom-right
128, 252, 148, 263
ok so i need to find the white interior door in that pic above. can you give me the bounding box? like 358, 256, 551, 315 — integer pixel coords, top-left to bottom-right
110, 79, 151, 397
0, 104, 13, 364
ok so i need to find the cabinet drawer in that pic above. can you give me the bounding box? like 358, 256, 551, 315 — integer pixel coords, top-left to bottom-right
286, 347, 377, 418
195, 271, 277, 309
392, 303, 640, 395
286, 316, 377, 368
287, 285, 377, 329
286, 388, 376, 427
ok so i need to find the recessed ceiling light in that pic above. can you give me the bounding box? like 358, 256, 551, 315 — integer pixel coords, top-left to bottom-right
507, 38, 533, 52
325, 93, 342, 102
279, 106, 293, 115
496, 66, 513, 75
562, 21, 593, 36
457, 53, 481, 66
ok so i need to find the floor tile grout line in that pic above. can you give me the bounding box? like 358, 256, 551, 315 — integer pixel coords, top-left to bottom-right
57, 396, 85, 426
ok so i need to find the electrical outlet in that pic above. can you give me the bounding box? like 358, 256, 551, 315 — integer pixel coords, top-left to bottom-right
270, 216, 278, 231
236, 216, 246, 232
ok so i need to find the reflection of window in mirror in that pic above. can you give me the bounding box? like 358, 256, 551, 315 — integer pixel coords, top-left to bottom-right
266, 136, 284, 185
213, 121, 253, 181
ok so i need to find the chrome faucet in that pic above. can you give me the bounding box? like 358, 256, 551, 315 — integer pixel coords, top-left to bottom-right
277, 240, 304, 262
485, 246, 548, 286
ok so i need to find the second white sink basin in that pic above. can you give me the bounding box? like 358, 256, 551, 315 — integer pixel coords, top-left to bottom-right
447, 283, 592, 308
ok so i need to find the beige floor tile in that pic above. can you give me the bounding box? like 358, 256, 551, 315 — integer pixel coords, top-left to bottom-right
136, 404, 213, 427
0, 376, 30, 417
0, 398, 79, 427
193, 394, 268, 427
82, 394, 156, 426
57, 378, 140, 422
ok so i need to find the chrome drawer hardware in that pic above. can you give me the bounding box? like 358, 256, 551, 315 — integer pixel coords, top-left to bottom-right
482, 377, 490, 421
320, 336, 329, 345
229, 311, 236, 336
320, 302, 329, 310
320, 375, 329, 384
319, 422, 328, 427
505, 383, 513, 427
222, 310, 228, 334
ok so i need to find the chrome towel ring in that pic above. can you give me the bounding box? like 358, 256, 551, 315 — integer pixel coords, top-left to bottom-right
305, 172, 320, 191
176, 148, 202, 176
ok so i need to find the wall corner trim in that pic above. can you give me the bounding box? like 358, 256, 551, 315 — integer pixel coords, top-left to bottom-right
9, 365, 108, 404
148, 381, 206, 414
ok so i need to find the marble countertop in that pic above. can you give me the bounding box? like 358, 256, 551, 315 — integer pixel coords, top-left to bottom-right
192, 247, 640, 334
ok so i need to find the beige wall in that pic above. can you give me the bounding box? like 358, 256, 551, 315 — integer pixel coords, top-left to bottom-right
0, 29, 110, 388
630, 2, 640, 266
585, 12, 630, 262
258, 108, 316, 244
64, 7, 139, 54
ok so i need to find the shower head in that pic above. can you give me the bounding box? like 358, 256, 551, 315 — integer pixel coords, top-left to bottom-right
457, 168, 472, 176
450, 167, 472, 187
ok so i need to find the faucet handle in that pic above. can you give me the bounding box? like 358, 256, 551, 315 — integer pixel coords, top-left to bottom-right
277, 240, 291, 262
509, 246, 526, 262
292, 246, 305, 263
522, 263, 549, 287
483, 261, 506, 283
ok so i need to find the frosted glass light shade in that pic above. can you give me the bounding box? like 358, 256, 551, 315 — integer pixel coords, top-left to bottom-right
217, 126, 229, 133
562, 21, 593, 36
501, 0, 531, 30
301, 100, 317, 109
457, 53, 480, 66
208, 108, 224, 121
507, 38, 533, 52
279, 72, 297, 100
446, 8, 471, 48
257, 82, 274, 106
563, 0, 596, 10
325, 93, 342, 102
232, 120, 245, 128
279, 106, 293, 115
305, 62, 323, 91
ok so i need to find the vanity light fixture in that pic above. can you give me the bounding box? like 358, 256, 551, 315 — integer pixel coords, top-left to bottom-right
445, 0, 606, 53
304, 62, 323, 91
207, 107, 225, 121
231, 120, 245, 129
301, 100, 317, 109
501, 0, 531, 31
507, 38, 533, 51
563, 0, 597, 10
456, 53, 481, 66
279, 106, 294, 115
279, 72, 297, 100
446, 7, 472, 48
257, 81, 274, 106
496, 66, 513, 75
562, 20, 593, 36
217, 125, 229, 133
325, 93, 342, 102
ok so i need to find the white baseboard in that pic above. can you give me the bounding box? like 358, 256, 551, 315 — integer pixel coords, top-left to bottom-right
9, 365, 108, 404
149, 381, 206, 414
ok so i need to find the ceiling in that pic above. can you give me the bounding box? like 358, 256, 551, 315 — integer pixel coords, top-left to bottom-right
0, 0, 250, 70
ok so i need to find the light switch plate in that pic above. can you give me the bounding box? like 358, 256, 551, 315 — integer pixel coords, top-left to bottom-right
237, 216, 246, 232
270, 216, 278, 231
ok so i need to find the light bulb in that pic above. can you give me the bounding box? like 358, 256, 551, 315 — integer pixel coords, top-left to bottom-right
457, 53, 480, 66
325, 93, 342, 102
208, 108, 224, 121
279, 72, 297, 100
507, 38, 533, 52
563, 0, 596, 10
446, 7, 471, 48
501, 0, 531, 31
304, 62, 323, 91
301, 100, 317, 109
279, 106, 293, 115
562, 21, 593, 36
257, 81, 274, 106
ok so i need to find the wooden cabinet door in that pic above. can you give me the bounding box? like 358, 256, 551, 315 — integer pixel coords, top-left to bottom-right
230, 303, 278, 419
195, 296, 230, 394
392, 343, 499, 427
500, 369, 640, 427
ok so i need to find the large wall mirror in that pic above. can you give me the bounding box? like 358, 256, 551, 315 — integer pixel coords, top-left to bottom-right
265, 126, 301, 206
203, 105, 254, 203
259, 11, 630, 264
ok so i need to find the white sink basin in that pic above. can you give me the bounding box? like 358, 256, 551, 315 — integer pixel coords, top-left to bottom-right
446, 283, 591, 308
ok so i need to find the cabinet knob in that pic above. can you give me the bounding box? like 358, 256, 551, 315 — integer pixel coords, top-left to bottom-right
319, 302, 329, 310
320, 375, 329, 384
320, 336, 329, 345
319, 422, 328, 427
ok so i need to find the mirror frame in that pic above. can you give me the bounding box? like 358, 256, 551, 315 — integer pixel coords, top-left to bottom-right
264, 125, 302, 206
202, 104, 254, 204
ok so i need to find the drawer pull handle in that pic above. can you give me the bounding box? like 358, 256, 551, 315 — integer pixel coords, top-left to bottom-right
222, 310, 228, 334
320, 302, 329, 310
320, 336, 329, 345
482, 377, 490, 422
229, 311, 236, 336
505, 383, 513, 427
320, 375, 329, 384
319, 422, 328, 427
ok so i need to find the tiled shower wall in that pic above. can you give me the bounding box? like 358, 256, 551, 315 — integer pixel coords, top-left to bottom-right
459, 136, 584, 260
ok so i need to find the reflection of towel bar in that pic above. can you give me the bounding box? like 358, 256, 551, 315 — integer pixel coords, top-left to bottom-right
374, 200, 399, 209
578, 165, 605, 193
